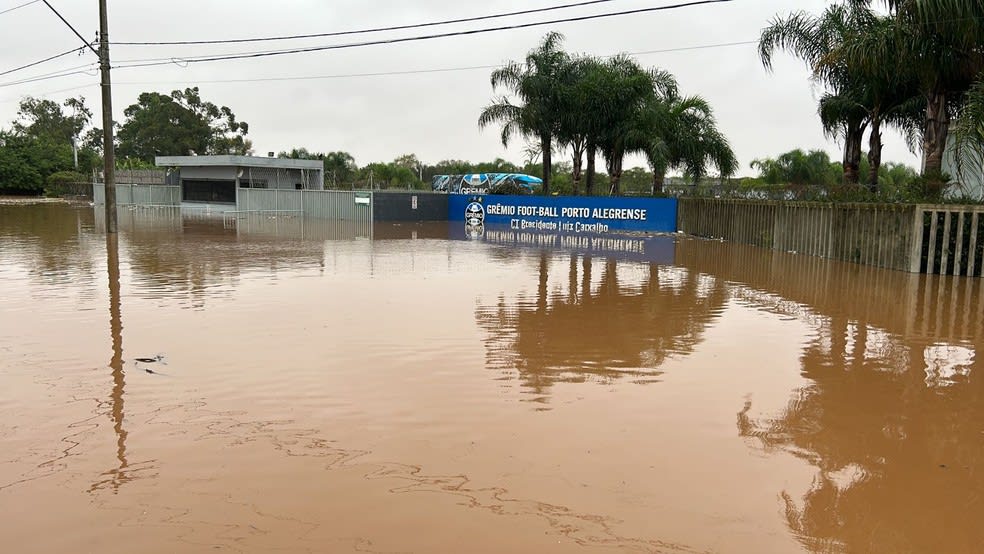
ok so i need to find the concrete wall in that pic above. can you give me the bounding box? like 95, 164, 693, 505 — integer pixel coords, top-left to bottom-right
677, 198, 984, 276
942, 135, 984, 201
179, 167, 235, 181
372, 191, 449, 221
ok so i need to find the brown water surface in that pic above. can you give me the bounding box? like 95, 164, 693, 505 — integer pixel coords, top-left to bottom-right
1, 202, 982, 553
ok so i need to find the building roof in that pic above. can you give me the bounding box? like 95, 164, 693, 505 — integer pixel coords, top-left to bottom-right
155, 155, 323, 170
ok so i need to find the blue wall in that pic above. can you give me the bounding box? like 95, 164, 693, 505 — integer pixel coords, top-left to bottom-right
448, 194, 678, 233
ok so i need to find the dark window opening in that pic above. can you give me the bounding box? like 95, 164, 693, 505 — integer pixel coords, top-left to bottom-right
182, 179, 236, 203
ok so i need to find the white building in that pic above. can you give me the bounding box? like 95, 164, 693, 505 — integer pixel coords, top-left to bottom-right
156, 155, 325, 205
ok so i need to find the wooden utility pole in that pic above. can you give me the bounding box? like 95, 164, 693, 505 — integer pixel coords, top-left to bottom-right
99, 0, 117, 233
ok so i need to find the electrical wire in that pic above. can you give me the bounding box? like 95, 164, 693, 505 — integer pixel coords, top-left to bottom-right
0, 37, 757, 89
111, 40, 760, 86
0, 0, 40, 16
0, 45, 87, 77
40, 0, 98, 55
111, 0, 737, 70
1, 0, 734, 80
112, 0, 627, 46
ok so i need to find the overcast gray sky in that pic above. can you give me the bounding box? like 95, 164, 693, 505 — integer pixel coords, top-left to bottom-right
0, 0, 920, 175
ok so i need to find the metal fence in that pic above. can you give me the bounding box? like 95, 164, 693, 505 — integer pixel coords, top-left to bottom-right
237, 188, 373, 223
93, 183, 181, 206
917, 204, 984, 276
678, 198, 984, 276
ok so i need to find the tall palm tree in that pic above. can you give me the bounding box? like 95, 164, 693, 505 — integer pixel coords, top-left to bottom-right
760, 4, 878, 186
595, 57, 667, 196
641, 91, 737, 193
849, 0, 984, 194
556, 55, 606, 195
479, 32, 569, 195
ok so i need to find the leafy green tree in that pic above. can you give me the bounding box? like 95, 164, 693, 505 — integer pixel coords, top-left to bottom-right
323, 151, 357, 187
0, 135, 43, 193
117, 87, 250, 163
474, 158, 520, 174
751, 149, 842, 186
13, 96, 92, 145
359, 162, 420, 189
479, 32, 569, 194
280, 148, 358, 188
426, 159, 475, 181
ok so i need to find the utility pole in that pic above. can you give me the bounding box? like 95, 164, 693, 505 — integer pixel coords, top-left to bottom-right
99, 0, 117, 233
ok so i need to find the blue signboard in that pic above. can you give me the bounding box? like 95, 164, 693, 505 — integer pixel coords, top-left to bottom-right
448, 194, 678, 234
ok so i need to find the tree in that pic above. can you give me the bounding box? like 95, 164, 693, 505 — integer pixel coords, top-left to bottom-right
595, 56, 662, 196
0, 131, 71, 193
479, 32, 569, 195
13, 96, 92, 145
117, 87, 250, 163
641, 89, 737, 193
555, 56, 601, 195
862, 0, 984, 192
323, 151, 357, 187
751, 149, 842, 186
280, 148, 358, 188
0, 134, 43, 193
760, 4, 878, 186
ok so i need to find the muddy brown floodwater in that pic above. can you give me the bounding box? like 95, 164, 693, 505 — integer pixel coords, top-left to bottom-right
1, 202, 982, 553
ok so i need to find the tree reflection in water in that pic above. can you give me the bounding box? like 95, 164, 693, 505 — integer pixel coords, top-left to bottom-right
475, 251, 728, 400
718, 241, 984, 553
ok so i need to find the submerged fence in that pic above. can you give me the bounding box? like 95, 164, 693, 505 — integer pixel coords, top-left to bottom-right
917, 205, 984, 276
678, 199, 984, 276
237, 189, 372, 222
93, 183, 181, 206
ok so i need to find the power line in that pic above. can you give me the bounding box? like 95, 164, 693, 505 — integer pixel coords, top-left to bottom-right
0, 67, 96, 87
0, 0, 40, 16
111, 0, 737, 70
0, 37, 757, 89
113, 0, 627, 46
1, 0, 735, 81
40, 0, 98, 55
0, 45, 87, 77
111, 41, 760, 86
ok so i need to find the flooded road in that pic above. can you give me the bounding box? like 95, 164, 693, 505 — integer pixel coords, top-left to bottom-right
1, 202, 982, 553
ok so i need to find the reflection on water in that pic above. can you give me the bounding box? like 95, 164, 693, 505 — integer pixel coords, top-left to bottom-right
2, 203, 983, 553
679, 240, 984, 553
90, 233, 133, 493
476, 253, 727, 397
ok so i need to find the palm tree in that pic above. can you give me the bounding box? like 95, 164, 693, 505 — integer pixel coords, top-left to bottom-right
641, 91, 737, 193
849, 0, 984, 194
479, 32, 569, 195
556, 55, 605, 195
760, 4, 879, 186
594, 57, 665, 196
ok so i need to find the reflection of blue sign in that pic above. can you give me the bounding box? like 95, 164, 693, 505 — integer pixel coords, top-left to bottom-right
448, 223, 676, 265
449, 194, 677, 233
